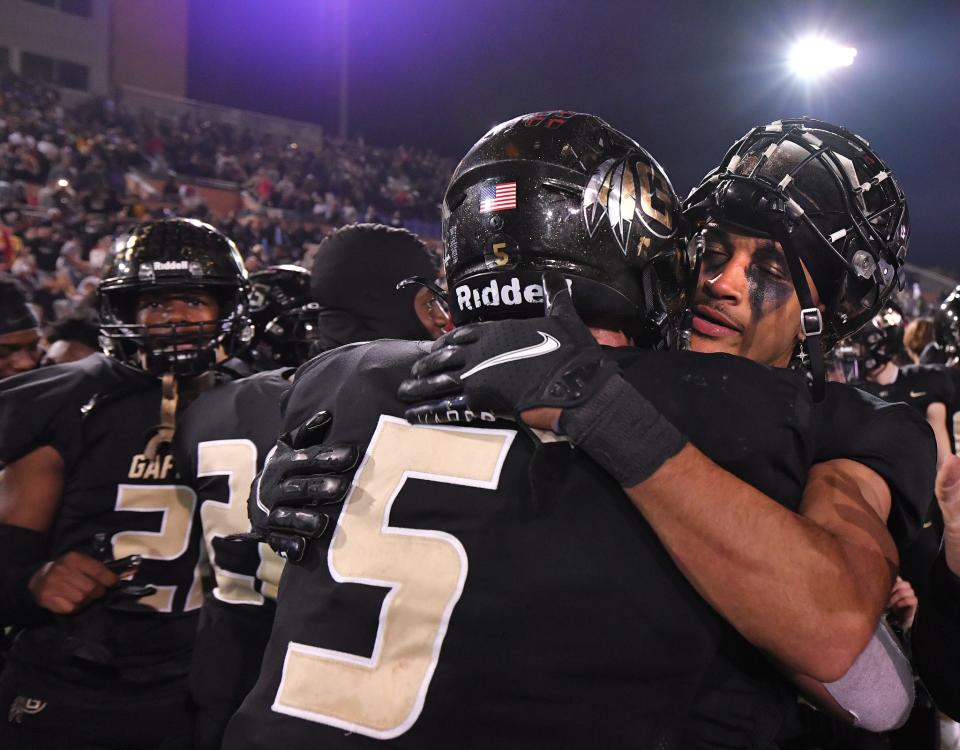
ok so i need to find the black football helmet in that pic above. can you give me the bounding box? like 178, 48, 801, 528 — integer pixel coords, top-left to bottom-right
247, 264, 316, 367
935, 285, 960, 366
98, 218, 252, 376
443, 111, 687, 345
684, 118, 909, 356
845, 303, 905, 377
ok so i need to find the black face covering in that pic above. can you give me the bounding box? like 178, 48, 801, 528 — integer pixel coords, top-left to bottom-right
310, 225, 437, 351
0, 280, 39, 335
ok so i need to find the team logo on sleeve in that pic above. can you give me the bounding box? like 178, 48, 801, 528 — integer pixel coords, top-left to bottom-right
8, 696, 47, 724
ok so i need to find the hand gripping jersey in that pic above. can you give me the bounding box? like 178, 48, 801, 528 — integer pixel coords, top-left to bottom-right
0, 354, 207, 696
172, 369, 290, 750
225, 341, 933, 749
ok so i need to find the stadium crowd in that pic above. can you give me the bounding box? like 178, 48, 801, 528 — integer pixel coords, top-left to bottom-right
3, 73, 960, 750
0, 70, 448, 330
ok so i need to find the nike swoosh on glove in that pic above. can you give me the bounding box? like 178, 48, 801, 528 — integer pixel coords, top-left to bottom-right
398, 270, 618, 425
249, 410, 359, 563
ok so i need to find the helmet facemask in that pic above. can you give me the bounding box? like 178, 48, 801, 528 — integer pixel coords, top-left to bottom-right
98, 218, 253, 378
259, 302, 322, 368
684, 118, 909, 397
99, 283, 252, 377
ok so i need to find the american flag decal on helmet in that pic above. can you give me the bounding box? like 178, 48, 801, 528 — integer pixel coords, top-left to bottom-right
479, 182, 517, 213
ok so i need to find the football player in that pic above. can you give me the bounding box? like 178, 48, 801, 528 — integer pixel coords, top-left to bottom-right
0, 278, 42, 379
0, 218, 251, 749
242, 264, 316, 371
226, 113, 931, 748
670, 121, 929, 742
406, 115, 926, 741
174, 231, 441, 750
920, 286, 960, 365
310, 223, 447, 349
846, 306, 956, 466
172, 366, 289, 750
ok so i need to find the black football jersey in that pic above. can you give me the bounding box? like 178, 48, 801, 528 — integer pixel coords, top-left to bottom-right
853, 364, 954, 606
224, 342, 932, 749
856, 363, 958, 447
172, 368, 290, 744
682, 373, 935, 748
0, 354, 207, 693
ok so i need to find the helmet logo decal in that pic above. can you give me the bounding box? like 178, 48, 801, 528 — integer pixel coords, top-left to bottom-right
583, 155, 675, 255
152, 260, 189, 271
249, 285, 268, 312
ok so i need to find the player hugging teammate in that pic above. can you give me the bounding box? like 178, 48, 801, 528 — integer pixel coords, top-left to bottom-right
226, 113, 937, 749
1, 111, 952, 749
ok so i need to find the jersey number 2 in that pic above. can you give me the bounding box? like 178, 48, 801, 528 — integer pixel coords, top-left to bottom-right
112, 483, 203, 612
272, 416, 515, 739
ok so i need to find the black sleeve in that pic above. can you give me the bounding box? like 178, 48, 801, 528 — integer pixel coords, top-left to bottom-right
0, 524, 50, 627
282, 340, 425, 430
815, 383, 936, 552
0, 354, 116, 468
912, 551, 960, 720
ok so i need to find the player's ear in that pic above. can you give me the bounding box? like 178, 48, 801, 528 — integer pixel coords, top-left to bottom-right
542, 271, 576, 319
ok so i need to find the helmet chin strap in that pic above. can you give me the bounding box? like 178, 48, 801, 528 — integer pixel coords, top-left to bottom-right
774, 225, 826, 402
144, 373, 178, 460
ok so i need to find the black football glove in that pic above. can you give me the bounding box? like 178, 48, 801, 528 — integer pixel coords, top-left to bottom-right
249, 410, 359, 563
399, 270, 689, 487
398, 271, 618, 425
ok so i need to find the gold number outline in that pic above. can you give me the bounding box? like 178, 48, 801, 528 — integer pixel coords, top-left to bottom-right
272, 415, 516, 738
197, 438, 284, 605
112, 483, 200, 613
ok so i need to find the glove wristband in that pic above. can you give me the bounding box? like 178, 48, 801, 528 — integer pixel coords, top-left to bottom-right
559, 375, 688, 487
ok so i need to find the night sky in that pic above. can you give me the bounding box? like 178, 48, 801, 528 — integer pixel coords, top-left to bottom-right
187, 0, 960, 271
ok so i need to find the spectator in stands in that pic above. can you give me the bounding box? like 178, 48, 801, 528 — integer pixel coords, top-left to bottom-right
0, 69, 455, 336
0, 210, 23, 273
0, 277, 41, 378
41, 308, 100, 366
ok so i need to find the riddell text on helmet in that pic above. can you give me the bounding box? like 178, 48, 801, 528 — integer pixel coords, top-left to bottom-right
455, 277, 573, 311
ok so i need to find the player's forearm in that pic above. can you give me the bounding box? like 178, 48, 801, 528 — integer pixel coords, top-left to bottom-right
626, 445, 893, 681
0, 446, 65, 531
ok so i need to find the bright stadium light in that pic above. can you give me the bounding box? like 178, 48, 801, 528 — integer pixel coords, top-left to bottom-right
788, 36, 857, 80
